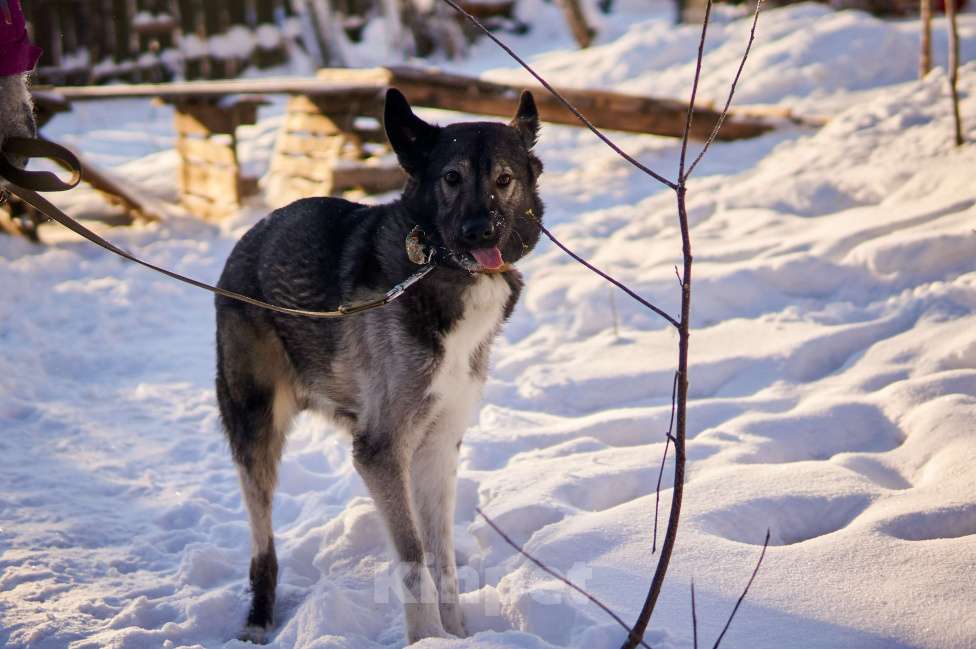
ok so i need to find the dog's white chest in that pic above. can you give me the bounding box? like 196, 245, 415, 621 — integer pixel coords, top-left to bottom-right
427, 274, 510, 432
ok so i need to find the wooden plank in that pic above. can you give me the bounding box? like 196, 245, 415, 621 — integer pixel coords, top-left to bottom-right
173, 101, 262, 135
270, 154, 335, 183
284, 111, 345, 136
51, 78, 387, 102
276, 133, 346, 158
181, 162, 240, 200
286, 94, 381, 117
239, 175, 260, 198
176, 137, 238, 165
46, 66, 775, 141
277, 175, 332, 201
24, 136, 161, 223
384, 66, 771, 141
331, 160, 406, 194
181, 192, 238, 220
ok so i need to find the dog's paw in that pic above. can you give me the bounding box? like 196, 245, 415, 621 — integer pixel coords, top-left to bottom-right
238, 624, 271, 645
440, 603, 467, 638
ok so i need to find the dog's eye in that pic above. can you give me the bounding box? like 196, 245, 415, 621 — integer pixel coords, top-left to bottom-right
496, 173, 512, 187
444, 170, 461, 185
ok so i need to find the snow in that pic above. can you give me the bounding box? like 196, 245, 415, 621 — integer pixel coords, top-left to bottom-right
2, 4, 976, 649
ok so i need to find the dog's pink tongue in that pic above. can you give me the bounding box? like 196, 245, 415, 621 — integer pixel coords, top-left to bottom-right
471, 247, 504, 270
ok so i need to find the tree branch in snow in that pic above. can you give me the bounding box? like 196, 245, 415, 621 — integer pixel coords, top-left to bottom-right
711, 530, 771, 648
685, 0, 763, 180
623, 0, 762, 646
945, 0, 965, 146
437, 1, 767, 646
919, 0, 932, 78
437, 0, 678, 190
533, 220, 681, 329
652, 371, 679, 554
474, 507, 654, 649
686, 531, 770, 649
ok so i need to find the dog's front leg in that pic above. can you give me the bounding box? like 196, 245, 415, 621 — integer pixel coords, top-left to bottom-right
411, 432, 466, 637
352, 432, 449, 644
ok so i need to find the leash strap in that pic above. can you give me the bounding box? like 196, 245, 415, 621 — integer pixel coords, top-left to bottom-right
0, 137, 436, 318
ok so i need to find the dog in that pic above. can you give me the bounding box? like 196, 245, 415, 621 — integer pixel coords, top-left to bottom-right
215, 87, 544, 644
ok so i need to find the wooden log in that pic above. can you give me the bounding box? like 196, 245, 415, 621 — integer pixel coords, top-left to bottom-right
276, 133, 348, 158
181, 192, 237, 220
270, 154, 336, 182
332, 160, 405, 194
557, 0, 595, 48
283, 111, 346, 136
380, 66, 773, 141
180, 160, 240, 200
8, 136, 162, 226
172, 98, 264, 135
176, 137, 238, 165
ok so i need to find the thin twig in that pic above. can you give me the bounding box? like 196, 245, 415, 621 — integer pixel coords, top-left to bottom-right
711, 530, 771, 649
438, 0, 678, 190
475, 507, 653, 649
538, 223, 680, 329
685, 0, 763, 180
945, 0, 965, 146
678, 0, 713, 180
691, 580, 699, 649
652, 371, 679, 553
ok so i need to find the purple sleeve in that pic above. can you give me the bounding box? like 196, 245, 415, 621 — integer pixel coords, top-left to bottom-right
0, 0, 43, 75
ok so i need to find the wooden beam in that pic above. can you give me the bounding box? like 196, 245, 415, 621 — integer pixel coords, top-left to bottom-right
46, 66, 775, 140
381, 66, 773, 141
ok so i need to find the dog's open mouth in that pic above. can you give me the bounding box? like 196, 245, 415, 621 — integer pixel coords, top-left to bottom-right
459, 246, 511, 273
469, 247, 504, 271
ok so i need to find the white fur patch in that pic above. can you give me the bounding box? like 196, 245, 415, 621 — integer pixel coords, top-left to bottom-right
427, 274, 511, 437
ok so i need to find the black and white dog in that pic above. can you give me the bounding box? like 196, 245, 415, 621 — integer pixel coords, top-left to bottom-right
215, 88, 544, 644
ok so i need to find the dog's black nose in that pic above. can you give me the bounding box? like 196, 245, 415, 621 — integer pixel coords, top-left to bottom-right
461, 219, 496, 246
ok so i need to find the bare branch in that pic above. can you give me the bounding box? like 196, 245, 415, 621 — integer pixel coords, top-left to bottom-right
678, 0, 714, 180
475, 507, 653, 649
437, 0, 678, 190
536, 221, 681, 329
685, 0, 763, 180
711, 530, 771, 649
652, 371, 679, 553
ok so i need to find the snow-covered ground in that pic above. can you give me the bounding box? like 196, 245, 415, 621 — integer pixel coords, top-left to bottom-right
2, 4, 975, 649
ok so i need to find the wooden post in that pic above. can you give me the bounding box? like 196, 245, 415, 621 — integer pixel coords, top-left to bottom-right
169, 97, 265, 219
945, 0, 964, 146
919, 0, 932, 77
558, 0, 595, 48
266, 94, 404, 207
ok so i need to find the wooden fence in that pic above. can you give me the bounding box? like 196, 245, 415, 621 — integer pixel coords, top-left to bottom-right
23, 0, 295, 85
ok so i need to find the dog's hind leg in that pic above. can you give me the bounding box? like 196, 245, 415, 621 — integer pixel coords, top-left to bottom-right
352, 431, 449, 643
217, 322, 298, 643
411, 433, 466, 637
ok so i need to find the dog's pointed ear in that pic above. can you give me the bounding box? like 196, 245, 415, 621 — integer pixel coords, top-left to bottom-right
510, 90, 540, 149
384, 88, 438, 174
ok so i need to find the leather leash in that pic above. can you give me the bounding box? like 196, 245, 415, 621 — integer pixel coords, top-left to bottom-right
0, 137, 436, 318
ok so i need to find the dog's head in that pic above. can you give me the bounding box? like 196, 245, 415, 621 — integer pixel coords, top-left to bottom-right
384, 88, 544, 273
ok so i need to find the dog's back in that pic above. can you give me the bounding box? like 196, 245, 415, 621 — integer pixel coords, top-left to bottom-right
215, 88, 544, 644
